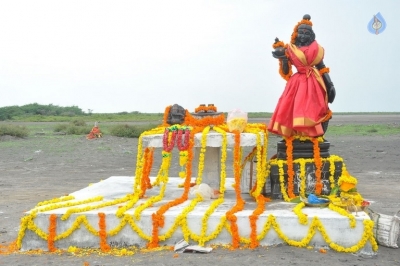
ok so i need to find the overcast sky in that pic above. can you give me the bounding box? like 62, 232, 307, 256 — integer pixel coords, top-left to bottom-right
0, 0, 398, 113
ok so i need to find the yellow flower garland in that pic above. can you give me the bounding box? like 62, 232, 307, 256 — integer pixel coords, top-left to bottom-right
191, 126, 228, 246
159, 195, 204, 242
179, 151, 188, 178
30, 196, 104, 217
115, 194, 139, 218
328, 203, 356, 228
35, 195, 75, 207
61, 194, 133, 221
299, 159, 306, 197
338, 171, 358, 186
196, 126, 211, 185
277, 159, 291, 202
293, 202, 308, 225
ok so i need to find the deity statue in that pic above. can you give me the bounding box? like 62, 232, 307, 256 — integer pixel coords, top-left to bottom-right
167, 104, 186, 125
268, 14, 336, 137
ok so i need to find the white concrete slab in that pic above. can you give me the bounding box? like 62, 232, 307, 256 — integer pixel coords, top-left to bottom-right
20, 176, 376, 255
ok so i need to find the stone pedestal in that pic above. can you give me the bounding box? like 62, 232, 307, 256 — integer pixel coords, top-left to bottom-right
269, 159, 343, 199
20, 176, 376, 255
270, 139, 341, 199
142, 131, 265, 192
277, 139, 331, 159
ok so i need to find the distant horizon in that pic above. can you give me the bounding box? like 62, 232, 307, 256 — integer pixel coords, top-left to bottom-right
1, 102, 400, 115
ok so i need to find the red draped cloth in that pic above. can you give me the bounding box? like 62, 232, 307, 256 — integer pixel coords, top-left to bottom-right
86, 126, 102, 139
268, 40, 330, 137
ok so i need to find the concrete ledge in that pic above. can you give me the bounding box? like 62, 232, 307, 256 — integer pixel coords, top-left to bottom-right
20, 176, 376, 255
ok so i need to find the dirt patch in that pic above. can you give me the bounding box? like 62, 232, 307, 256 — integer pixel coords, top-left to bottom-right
1, 118, 400, 265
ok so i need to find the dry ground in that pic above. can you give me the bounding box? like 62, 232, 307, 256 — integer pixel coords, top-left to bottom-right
1, 115, 400, 265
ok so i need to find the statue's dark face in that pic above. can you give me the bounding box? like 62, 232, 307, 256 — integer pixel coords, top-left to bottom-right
297, 28, 312, 45
295, 25, 315, 47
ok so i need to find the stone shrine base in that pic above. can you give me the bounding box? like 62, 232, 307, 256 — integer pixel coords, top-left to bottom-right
20, 176, 376, 255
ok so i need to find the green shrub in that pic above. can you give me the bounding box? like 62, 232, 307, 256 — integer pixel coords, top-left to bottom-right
0, 124, 30, 138
109, 124, 158, 138
71, 119, 87, 126
53, 124, 68, 132
54, 121, 91, 135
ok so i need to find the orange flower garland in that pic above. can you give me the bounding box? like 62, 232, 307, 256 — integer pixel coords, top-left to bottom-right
162, 105, 172, 126
225, 130, 245, 248
285, 137, 296, 199
272, 40, 293, 81
272, 40, 285, 49
290, 18, 313, 44
319, 67, 330, 75
184, 113, 225, 127
98, 212, 111, 252
249, 195, 266, 248
194, 105, 217, 113
140, 147, 154, 198
312, 138, 323, 195
48, 214, 57, 252
148, 128, 198, 248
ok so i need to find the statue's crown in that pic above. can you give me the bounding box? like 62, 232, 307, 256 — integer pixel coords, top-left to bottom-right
291, 14, 314, 44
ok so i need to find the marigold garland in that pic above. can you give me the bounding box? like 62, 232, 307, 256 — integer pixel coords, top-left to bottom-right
98, 212, 111, 252
249, 195, 266, 248
299, 159, 306, 197
338, 170, 358, 186
284, 136, 296, 199
271, 40, 293, 81
319, 67, 330, 75
225, 130, 245, 249
28, 196, 104, 220
162, 105, 172, 125
179, 150, 188, 178
36, 195, 75, 207
48, 214, 57, 252
196, 126, 211, 184
328, 156, 337, 189
312, 138, 323, 195
140, 147, 154, 197
194, 105, 217, 113
61, 195, 130, 221
148, 127, 197, 248
191, 126, 228, 246
276, 159, 291, 202
293, 202, 308, 225
272, 40, 285, 49
290, 18, 313, 44
184, 113, 225, 127
328, 203, 356, 228
134, 135, 145, 193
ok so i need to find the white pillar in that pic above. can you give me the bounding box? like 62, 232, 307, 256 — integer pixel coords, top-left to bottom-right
195, 147, 221, 191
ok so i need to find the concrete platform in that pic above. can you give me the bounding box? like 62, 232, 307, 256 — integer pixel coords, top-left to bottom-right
20, 176, 376, 254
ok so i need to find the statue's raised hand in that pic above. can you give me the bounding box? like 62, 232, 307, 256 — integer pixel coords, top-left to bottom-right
272, 37, 287, 59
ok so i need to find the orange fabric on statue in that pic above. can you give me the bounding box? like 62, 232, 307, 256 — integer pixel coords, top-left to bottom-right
268, 41, 329, 137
